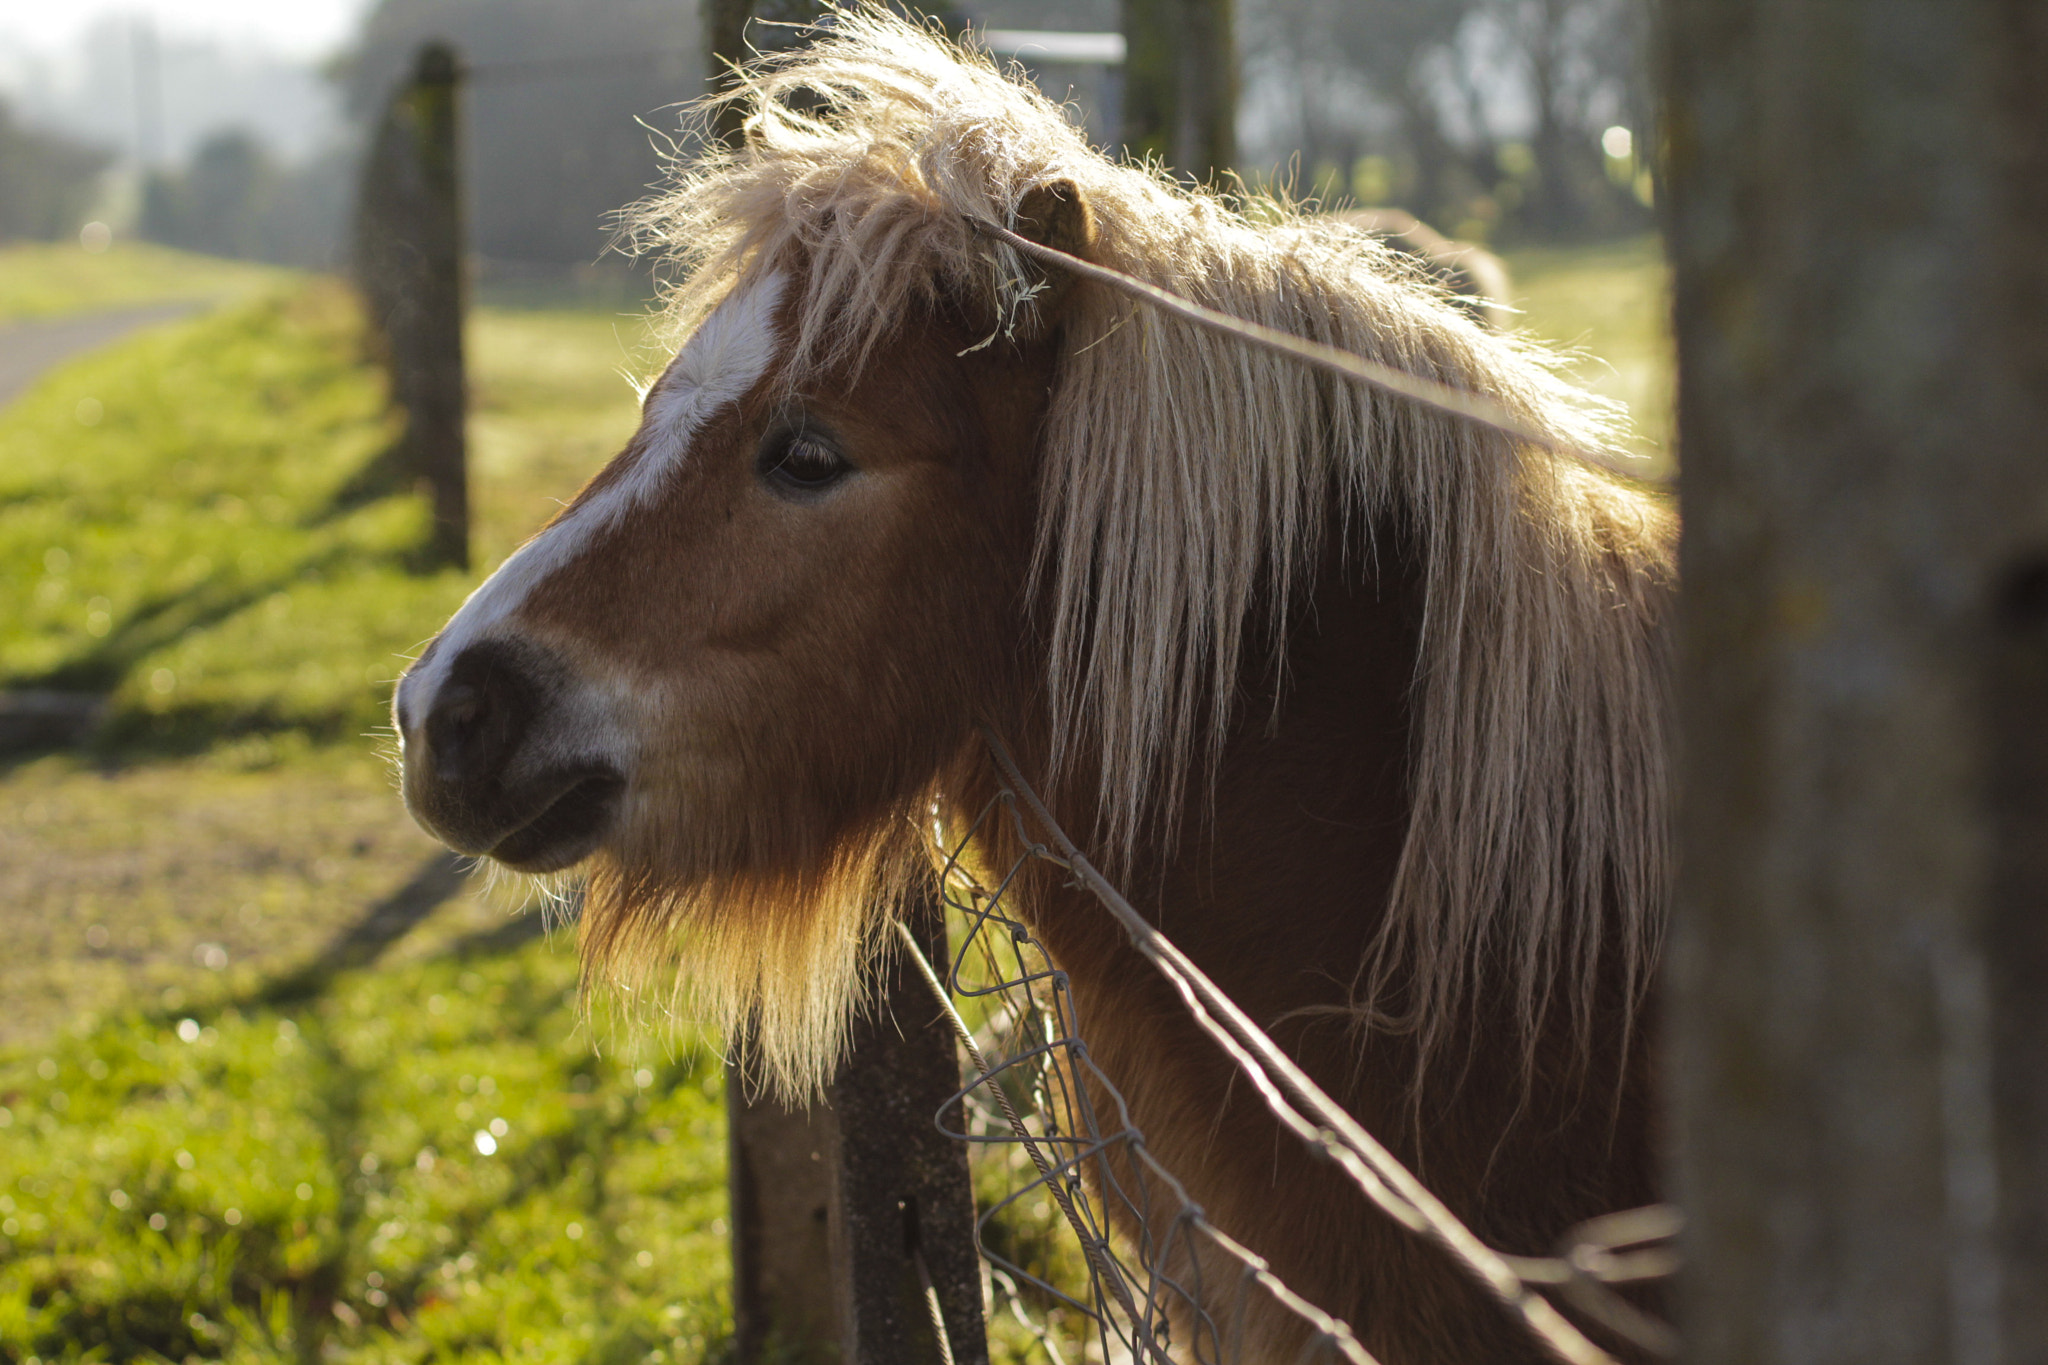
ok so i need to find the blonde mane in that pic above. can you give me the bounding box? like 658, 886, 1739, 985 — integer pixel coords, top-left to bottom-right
622, 5, 1675, 1076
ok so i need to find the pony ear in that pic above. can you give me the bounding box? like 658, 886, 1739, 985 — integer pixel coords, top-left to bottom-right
1014, 180, 1096, 260
1008, 179, 1097, 333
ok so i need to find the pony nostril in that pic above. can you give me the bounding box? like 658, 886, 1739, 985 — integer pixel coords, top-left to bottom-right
424, 645, 544, 789
437, 682, 483, 732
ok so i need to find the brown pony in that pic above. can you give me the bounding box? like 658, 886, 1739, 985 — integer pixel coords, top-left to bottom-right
393, 10, 1674, 1362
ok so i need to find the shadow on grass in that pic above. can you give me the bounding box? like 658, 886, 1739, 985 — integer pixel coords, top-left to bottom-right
21, 863, 624, 1365
259, 851, 476, 1007
127, 854, 577, 1041
0, 548, 376, 772
27, 556, 350, 698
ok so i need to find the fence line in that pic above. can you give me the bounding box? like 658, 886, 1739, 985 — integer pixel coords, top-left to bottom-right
892, 728, 1677, 1364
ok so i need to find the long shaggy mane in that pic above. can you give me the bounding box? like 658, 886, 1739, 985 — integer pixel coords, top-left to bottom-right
614, 5, 1675, 1081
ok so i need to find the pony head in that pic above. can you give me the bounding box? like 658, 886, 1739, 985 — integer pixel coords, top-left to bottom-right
394, 6, 1674, 1095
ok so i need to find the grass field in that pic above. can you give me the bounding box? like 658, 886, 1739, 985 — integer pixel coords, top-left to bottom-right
0, 939, 734, 1365
0, 241, 288, 324
0, 233, 1675, 1365
1503, 234, 1674, 474
0, 246, 741, 1363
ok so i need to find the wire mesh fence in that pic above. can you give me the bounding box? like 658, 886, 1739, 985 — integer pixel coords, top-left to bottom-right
894, 731, 1679, 1365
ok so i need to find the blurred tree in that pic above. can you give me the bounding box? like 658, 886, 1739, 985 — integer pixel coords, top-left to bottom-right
1488, 0, 1649, 237
1330, 0, 1479, 219
138, 130, 352, 267
1239, 0, 1651, 241
0, 99, 113, 241
1122, 0, 1236, 182
142, 132, 269, 259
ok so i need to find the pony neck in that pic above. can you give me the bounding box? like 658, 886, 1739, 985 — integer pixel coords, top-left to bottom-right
1011, 536, 1423, 1063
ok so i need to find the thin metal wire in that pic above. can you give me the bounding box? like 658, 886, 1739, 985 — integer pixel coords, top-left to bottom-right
964, 215, 1663, 486
459, 48, 696, 85
901, 732, 1679, 1364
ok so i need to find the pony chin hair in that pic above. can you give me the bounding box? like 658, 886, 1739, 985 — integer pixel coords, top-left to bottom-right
575, 813, 932, 1101
625, 3, 1676, 1073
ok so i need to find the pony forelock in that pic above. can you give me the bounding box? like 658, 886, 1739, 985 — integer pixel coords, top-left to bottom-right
620, 3, 1675, 1074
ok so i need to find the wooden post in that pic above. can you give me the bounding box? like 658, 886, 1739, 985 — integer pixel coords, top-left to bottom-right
1120, 0, 1236, 182
826, 901, 987, 1364
1661, 1, 2048, 1361
728, 896, 988, 1364
728, 1064, 841, 1359
354, 42, 468, 571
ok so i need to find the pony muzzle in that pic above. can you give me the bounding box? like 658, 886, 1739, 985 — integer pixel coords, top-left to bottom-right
397, 637, 628, 873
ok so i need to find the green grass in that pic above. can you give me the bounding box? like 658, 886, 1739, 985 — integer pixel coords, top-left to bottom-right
0, 238, 1675, 1365
1503, 234, 1674, 473
0, 936, 735, 1365
0, 282, 473, 753
0, 241, 288, 324
466, 307, 660, 569
0, 274, 740, 1364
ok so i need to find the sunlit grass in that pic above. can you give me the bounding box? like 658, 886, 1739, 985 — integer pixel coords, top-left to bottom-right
466, 307, 659, 569
0, 240, 288, 324
0, 281, 472, 753
1503, 234, 1674, 473
0, 936, 734, 1365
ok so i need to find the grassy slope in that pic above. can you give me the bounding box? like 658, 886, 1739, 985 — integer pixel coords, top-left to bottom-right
0, 242, 288, 324
1503, 234, 1675, 475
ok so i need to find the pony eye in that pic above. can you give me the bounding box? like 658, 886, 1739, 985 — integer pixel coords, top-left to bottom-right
759, 431, 852, 494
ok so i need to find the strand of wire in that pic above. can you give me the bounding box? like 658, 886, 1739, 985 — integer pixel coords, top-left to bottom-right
977, 726, 1673, 1365
917, 796, 1383, 1364
897, 916, 1160, 1347
965, 216, 1660, 485
458, 48, 696, 85
931, 814, 1242, 1363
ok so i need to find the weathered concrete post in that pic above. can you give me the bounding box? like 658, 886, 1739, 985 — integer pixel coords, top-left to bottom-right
354, 41, 468, 572
1662, 0, 2048, 1361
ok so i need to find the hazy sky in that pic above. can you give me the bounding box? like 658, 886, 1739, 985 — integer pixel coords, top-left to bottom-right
0, 0, 368, 58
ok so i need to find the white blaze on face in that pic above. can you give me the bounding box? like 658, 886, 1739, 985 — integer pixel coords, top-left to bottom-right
394, 271, 789, 734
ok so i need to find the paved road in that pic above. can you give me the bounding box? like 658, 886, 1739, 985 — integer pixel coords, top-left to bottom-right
0, 300, 207, 408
